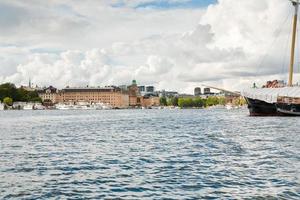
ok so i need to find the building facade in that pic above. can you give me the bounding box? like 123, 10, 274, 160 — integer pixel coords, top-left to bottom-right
38, 80, 160, 108
38, 86, 59, 104
146, 86, 155, 93
39, 86, 129, 108
127, 80, 141, 107
141, 97, 160, 107
58, 87, 129, 108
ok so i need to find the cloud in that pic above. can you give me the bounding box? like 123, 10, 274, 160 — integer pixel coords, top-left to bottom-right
0, 0, 298, 93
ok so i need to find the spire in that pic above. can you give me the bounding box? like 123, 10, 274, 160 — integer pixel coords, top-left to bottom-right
29, 78, 31, 88
132, 80, 137, 86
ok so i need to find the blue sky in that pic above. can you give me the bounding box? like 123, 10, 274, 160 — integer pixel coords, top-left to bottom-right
113, 0, 217, 9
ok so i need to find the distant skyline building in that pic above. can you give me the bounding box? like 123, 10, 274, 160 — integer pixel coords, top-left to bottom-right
194, 87, 201, 96
146, 86, 155, 93
138, 86, 145, 92
158, 90, 178, 98
204, 88, 211, 95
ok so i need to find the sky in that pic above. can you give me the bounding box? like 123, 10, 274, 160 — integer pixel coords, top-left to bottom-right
0, 0, 298, 93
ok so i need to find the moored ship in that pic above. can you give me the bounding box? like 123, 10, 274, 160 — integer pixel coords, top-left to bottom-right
243, 0, 300, 116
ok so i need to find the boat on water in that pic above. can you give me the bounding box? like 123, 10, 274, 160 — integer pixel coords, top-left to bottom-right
0, 103, 4, 110
243, 0, 300, 116
55, 104, 73, 110
54, 102, 112, 110
225, 104, 233, 110
34, 103, 45, 110
23, 103, 34, 110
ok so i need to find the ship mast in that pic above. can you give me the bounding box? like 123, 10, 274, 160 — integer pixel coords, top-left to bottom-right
289, 0, 300, 87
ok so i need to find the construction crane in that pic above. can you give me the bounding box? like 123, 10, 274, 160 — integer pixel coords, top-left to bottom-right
201, 85, 241, 96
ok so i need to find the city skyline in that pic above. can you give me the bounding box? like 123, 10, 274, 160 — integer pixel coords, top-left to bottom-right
0, 0, 298, 94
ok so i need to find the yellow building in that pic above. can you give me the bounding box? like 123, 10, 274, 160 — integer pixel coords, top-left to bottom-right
60, 87, 129, 108
39, 86, 129, 108
38, 80, 160, 108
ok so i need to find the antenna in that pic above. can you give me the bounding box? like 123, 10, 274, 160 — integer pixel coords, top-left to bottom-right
29, 78, 31, 88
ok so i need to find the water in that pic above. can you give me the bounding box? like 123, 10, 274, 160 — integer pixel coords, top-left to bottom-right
0, 108, 299, 199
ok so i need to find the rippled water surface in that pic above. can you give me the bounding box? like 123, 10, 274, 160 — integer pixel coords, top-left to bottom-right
0, 109, 299, 199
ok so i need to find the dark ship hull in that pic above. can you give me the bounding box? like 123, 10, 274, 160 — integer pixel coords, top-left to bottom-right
245, 97, 300, 116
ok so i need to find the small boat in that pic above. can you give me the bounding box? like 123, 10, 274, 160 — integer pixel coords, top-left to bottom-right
55, 104, 73, 110
225, 104, 233, 110
0, 103, 4, 110
34, 103, 45, 110
23, 104, 34, 110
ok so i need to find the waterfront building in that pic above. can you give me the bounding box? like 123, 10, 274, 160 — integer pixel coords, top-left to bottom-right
128, 80, 142, 107
58, 86, 129, 108
38, 86, 58, 104
38, 80, 164, 108
38, 86, 129, 108
141, 96, 160, 107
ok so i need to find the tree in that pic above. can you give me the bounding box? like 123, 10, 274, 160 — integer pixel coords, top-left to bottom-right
30, 97, 42, 102
218, 97, 226, 106
206, 96, 219, 107
167, 97, 178, 106
178, 98, 185, 108
178, 98, 195, 108
3, 97, 13, 106
193, 97, 204, 108
0, 83, 18, 101
159, 97, 167, 106
167, 98, 173, 106
0, 83, 41, 103
172, 97, 178, 106
186, 98, 193, 107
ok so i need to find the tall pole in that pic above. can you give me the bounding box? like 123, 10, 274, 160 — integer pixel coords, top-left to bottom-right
289, 0, 299, 87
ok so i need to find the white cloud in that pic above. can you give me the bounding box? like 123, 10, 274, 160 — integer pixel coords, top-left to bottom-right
0, 0, 298, 93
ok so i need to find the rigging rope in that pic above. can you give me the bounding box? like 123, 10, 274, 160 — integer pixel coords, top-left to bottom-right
255, 11, 292, 85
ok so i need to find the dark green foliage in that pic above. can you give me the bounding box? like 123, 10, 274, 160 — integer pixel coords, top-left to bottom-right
0, 83, 18, 101
206, 96, 219, 107
177, 96, 225, 108
0, 83, 41, 103
178, 98, 192, 108
193, 97, 205, 107
159, 97, 167, 106
167, 97, 178, 106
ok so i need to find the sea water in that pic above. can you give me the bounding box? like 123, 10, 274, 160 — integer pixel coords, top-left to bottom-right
0, 109, 299, 199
